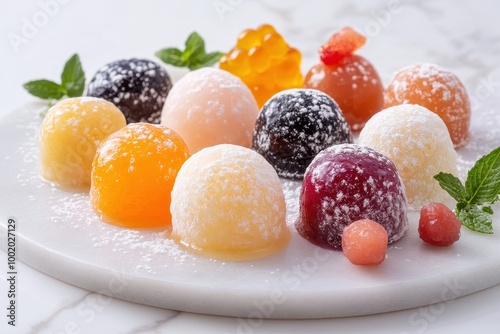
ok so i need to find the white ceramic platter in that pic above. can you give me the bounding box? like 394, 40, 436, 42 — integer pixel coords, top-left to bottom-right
0, 103, 499, 319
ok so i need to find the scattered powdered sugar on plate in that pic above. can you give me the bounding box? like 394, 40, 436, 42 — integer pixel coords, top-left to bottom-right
281, 179, 302, 227
5, 98, 499, 275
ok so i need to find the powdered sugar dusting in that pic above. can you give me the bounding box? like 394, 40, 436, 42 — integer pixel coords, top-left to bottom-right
87, 58, 172, 124
386, 63, 471, 147
253, 88, 352, 179
170, 144, 288, 254
359, 104, 458, 209
161, 68, 259, 153
296, 144, 408, 250
4, 100, 499, 272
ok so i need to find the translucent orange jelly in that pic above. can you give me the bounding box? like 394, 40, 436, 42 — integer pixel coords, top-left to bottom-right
219, 24, 303, 108
304, 54, 384, 132
304, 27, 384, 131
91, 123, 189, 228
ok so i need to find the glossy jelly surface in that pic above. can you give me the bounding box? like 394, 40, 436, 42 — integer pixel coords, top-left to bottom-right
219, 24, 303, 108
91, 123, 189, 228
385, 63, 471, 147
39, 97, 126, 189
358, 104, 458, 209
161, 68, 259, 154
342, 219, 388, 265
418, 202, 461, 246
170, 144, 290, 261
304, 54, 384, 131
252, 88, 352, 179
319, 27, 367, 66
296, 144, 408, 250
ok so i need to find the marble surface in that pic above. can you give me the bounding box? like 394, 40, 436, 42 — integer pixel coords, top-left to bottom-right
1, 0, 500, 333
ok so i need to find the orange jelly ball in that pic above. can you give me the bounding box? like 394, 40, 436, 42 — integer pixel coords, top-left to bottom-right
342, 219, 388, 266
304, 54, 384, 131
91, 123, 189, 228
219, 24, 303, 108
385, 63, 471, 148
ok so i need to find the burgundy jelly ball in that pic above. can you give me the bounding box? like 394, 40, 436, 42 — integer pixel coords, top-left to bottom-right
295, 144, 408, 250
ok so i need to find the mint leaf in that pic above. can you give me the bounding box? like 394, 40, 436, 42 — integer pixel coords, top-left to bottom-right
183, 32, 205, 63
61, 54, 85, 97
435, 146, 500, 234
23, 80, 66, 100
24, 53, 86, 107
434, 172, 467, 203
156, 32, 224, 70
465, 146, 500, 205
155, 48, 186, 67
457, 205, 494, 234
199, 51, 224, 67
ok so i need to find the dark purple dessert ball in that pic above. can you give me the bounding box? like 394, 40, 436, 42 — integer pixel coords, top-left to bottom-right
252, 88, 353, 179
87, 58, 172, 124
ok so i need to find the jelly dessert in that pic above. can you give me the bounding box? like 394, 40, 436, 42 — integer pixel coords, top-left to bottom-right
39, 97, 126, 189
304, 27, 384, 131
219, 24, 303, 108
170, 144, 290, 261
161, 68, 259, 154
87, 58, 172, 124
342, 219, 388, 265
295, 144, 408, 250
385, 63, 471, 147
419, 202, 461, 246
358, 104, 458, 209
252, 88, 352, 179
91, 123, 189, 228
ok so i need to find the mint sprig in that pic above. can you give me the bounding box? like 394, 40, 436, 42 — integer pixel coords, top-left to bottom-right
434, 146, 500, 234
23, 54, 86, 104
61, 54, 85, 97
155, 32, 224, 70
23, 80, 67, 100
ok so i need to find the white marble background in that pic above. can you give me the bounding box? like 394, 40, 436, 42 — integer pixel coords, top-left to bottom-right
1, 0, 500, 333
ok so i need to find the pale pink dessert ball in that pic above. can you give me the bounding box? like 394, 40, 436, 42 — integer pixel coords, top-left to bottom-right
161, 68, 259, 153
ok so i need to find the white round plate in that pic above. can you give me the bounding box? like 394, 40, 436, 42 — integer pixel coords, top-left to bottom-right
0, 103, 499, 319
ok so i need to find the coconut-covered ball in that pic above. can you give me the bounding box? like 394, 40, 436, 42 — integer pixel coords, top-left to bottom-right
87, 58, 172, 124
161, 68, 259, 154
252, 88, 352, 179
170, 144, 290, 261
295, 144, 408, 250
358, 104, 458, 209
